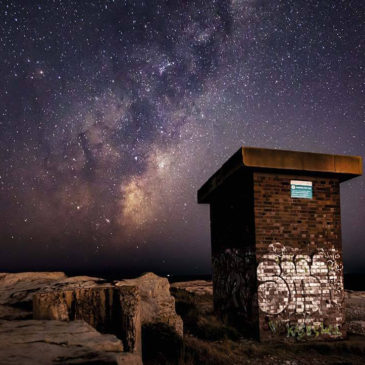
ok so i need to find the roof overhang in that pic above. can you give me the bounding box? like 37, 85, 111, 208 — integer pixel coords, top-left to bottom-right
198, 146, 362, 203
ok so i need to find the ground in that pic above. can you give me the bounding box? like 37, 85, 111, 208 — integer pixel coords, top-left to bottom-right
145, 287, 365, 365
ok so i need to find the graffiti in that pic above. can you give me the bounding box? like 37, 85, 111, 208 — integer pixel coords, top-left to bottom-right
257, 243, 344, 317
211, 242, 344, 339
212, 248, 256, 318
268, 320, 341, 339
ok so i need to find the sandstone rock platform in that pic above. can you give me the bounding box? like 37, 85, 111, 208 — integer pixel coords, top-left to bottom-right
0, 272, 67, 307
0, 319, 142, 365
0, 304, 32, 320
346, 290, 365, 321
33, 285, 142, 353
348, 320, 365, 336
171, 280, 213, 296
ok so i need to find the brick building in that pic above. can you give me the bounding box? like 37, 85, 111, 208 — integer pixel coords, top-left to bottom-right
198, 147, 362, 341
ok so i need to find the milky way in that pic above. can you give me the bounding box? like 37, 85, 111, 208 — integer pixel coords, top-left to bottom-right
1, 1, 364, 275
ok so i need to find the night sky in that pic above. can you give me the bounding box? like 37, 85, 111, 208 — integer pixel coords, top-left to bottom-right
1, 1, 364, 275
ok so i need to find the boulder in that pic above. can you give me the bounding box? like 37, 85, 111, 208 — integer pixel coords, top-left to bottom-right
33, 285, 141, 353
0, 319, 142, 364
116, 272, 183, 336
33, 284, 114, 322
346, 290, 365, 321
0, 272, 67, 306
171, 280, 213, 296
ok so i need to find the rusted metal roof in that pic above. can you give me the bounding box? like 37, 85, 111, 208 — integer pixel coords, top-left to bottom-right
198, 147, 362, 203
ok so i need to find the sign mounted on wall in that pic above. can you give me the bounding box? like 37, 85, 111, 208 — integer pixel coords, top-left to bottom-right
290, 180, 312, 199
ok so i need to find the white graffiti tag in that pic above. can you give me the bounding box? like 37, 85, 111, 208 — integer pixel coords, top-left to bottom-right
257, 243, 343, 316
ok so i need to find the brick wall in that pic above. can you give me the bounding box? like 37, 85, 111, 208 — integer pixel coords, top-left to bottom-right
253, 172, 345, 341
210, 171, 259, 336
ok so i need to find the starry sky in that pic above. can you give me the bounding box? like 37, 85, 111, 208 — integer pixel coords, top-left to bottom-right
1, 1, 364, 275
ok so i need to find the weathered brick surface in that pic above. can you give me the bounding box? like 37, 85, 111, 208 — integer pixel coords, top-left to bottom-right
209, 171, 259, 336
253, 173, 341, 251
208, 171, 346, 342
253, 172, 345, 341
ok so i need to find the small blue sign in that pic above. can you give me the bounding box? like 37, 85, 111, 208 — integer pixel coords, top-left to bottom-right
291, 180, 312, 199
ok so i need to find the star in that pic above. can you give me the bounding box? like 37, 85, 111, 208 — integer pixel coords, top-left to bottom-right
0, 0, 363, 275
